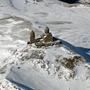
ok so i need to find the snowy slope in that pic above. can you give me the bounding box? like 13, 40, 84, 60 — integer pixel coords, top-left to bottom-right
10, 0, 90, 47
0, 0, 90, 90
7, 63, 90, 90
5, 43, 88, 90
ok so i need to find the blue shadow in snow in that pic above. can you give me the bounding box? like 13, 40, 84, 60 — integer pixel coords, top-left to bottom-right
7, 79, 34, 90
53, 37, 90, 62
60, 39, 90, 62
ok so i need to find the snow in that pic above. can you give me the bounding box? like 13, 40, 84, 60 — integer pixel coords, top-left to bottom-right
11, 0, 26, 10
80, 0, 90, 4
5, 44, 86, 90
6, 63, 90, 90
0, 0, 90, 90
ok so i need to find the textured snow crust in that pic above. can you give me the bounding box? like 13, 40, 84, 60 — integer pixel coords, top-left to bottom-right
7, 45, 85, 79
6, 44, 90, 90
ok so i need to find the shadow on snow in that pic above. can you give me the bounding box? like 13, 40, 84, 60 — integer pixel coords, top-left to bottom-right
7, 79, 33, 90
53, 37, 90, 62
60, 39, 90, 62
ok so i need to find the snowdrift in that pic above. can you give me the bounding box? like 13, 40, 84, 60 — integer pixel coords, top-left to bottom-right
7, 44, 85, 79
6, 44, 90, 90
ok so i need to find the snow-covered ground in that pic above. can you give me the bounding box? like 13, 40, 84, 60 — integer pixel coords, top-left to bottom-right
0, 0, 90, 90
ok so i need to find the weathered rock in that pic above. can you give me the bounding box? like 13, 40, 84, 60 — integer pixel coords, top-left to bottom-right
61, 56, 85, 70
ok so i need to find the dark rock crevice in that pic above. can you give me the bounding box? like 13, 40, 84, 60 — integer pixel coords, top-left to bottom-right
58, 0, 79, 4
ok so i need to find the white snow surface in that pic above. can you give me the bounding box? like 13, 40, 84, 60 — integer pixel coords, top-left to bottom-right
0, 0, 90, 90
80, 0, 90, 3
6, 63, 90, 90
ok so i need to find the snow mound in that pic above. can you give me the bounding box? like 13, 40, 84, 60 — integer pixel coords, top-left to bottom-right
7, 45, 85, 79
6, 45, 90, 90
